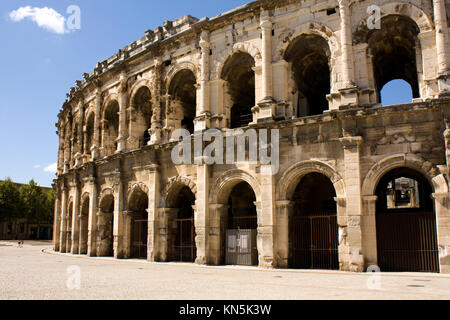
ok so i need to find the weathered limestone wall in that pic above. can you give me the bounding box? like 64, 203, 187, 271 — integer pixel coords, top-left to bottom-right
53, 0, 450, 273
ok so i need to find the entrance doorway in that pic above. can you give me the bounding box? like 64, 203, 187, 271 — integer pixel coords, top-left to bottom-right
225, 182, 258, 266
129, 189, 148, 259
173, 186, 196, 262
98, 194, 114, 257
375, 168, 439, 272
290, 173, 339, 270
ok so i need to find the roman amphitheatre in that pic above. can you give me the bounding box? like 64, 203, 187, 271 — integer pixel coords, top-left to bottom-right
53, 0, 450, 274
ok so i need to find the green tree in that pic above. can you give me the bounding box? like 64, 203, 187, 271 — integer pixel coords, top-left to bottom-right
19, 179, 46, 223
0, 178, 22, 222
42, 189, 55, 223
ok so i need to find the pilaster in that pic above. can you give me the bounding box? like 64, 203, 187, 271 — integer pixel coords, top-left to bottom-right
116, 71, 128, 152
113, 174, 125, 259
59, 186, 68, 253
432, 192, 450, 273
149, 57, 163, 145
257, 165, 276, 268
147, 164, 160, 261
338, 136, 364, 272
158, 208, 177, 261
86, 176, 98, 257
275, 200, 294, 268
195, 30, 212, 132
91, 86, 102, 160
195, 159, 209, 264
434, 0, 450, 95
71, 180, 80, 254
53, 192, 61, 251
208, 204, 229, 265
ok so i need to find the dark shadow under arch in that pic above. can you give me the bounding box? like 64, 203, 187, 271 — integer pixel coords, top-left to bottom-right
221, 52, 255, 129
284, 34, 331, 117
289, 173, 338, 270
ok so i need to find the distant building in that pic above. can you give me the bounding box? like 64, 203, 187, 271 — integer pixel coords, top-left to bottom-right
0, 181, 53, 241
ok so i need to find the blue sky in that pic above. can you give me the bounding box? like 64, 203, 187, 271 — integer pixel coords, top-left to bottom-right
0, 1, 411, 187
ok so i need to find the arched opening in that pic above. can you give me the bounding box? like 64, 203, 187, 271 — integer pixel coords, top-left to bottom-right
290, 173, 338, 270
221, 52, 255, 128
168, 70, 196, 134
367, 15, 420, 102
375, 167, 439, 272
285, 34, 331, 117
98, 194, 114, 257
102, 101, 119, 156
380, 79, 413, 105
79, 197, 89, 254
224, 181, 258, 266
130, 87, 152, 148
167, 186, 197, 262
128, 189, 148, 259
85, 113, 95, 155
67, 202, 73, 252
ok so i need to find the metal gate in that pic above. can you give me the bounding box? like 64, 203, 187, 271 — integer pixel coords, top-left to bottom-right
131, 219, 147, 259
226, 229, 258, 266
376, 211, 439, 272
291, 214, 338, 270
174, 217, 196, 262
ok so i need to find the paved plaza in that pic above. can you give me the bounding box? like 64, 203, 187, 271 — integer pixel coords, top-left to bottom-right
0, 241, 449, 300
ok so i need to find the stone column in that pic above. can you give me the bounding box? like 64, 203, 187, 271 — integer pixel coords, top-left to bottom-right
195, 161, 209, 264
158, 208, 177, 261
336, 0, 359, 107
113, 179, 125, 259
83, 126, 88, 160
208, 204, 228, 265
150, 58, 163, 145
260, 12, 273, 100
53, 196, 61, 252
91, 87, 102, 160
274, 200, 294, 268
257, 165, 276, 268
272, 60, 290, 114
59, 186, 68, 253
117, 72, 128, 152
338, 0, 354, 88
147, 164, 160, 261
63, 132, 70, 174
255, 12, 278, 122
71, 182, 80, 254
57, 128, 64, 175
352, 43, 377, 105
122, 211, 132, 258
418, 32, 440, 98
432, 192, 450, 273
209, 79, 226, 128
338, 136, 364, 272
77, 100, 84, 158
434, 0, 450, 93
361, 195, 378, 268
84, 177, 97, 256
71, 118, 77, 167
195, 31, 211, 132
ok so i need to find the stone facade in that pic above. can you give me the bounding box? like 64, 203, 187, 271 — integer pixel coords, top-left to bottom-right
53, 0, 450, 273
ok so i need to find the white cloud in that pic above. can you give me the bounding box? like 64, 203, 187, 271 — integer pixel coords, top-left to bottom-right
44, 163, 57, 173
9, 6, 67, 34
